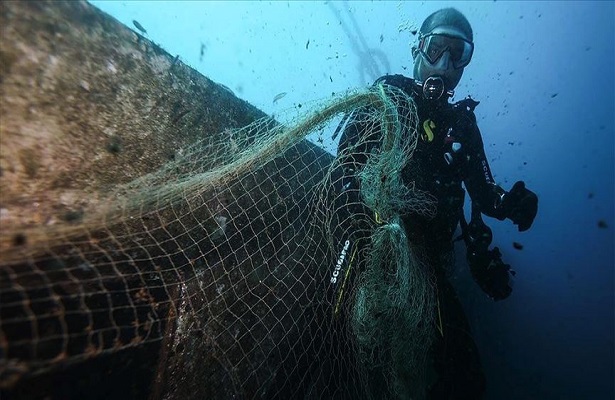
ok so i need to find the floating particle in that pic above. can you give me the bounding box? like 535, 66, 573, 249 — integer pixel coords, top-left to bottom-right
132, 20, 147, 34
512, 242, 524, 250
598, 220, 608, 229
273, 92, 287, 103
379, 34, 384, 43
588, 192, 594, 199
306, 39, 310, 50
411, 29, 418, 36
551, 93, 558, 98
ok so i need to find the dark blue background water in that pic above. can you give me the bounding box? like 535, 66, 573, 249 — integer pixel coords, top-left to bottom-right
92, 2, 614, 398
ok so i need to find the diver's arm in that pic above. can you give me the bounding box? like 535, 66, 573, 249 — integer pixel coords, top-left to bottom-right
337, 73, 413, 166
464, 119, 538, 231
336, 110, 369, 176
335, 105, 384, 188
460, 120, 516, 301
463, 117, 508, 220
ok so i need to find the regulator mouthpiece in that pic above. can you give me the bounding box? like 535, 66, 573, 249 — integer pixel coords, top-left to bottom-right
422, 76, 452, 100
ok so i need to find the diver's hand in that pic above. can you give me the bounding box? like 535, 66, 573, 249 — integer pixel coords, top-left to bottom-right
468, 247, 515, 301
466, 217, 493, 252
503, 181, 538, 232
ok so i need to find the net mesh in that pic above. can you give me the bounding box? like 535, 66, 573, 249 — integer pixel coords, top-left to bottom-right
0, 84, 437, 399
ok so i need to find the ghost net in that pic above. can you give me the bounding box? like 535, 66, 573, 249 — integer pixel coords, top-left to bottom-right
0, 85, 437, 400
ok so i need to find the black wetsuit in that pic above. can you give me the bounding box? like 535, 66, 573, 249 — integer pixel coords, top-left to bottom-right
334, 74, 509, 399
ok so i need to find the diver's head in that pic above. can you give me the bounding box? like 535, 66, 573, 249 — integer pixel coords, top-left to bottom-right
412, 8, 474, 100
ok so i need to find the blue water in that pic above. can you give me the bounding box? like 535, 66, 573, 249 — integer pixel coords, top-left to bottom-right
91, 2, 614, 399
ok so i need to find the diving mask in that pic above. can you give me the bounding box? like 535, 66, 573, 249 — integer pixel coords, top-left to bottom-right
418, 33, 474, 70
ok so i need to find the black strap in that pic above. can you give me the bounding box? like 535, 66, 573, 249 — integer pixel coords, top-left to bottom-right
332, 111, 353, 141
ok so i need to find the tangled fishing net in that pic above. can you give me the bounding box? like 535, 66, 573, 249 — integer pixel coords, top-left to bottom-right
0, 84, 437, 399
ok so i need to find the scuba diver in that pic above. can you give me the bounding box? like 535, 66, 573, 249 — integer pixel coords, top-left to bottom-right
330, 7, 539, 400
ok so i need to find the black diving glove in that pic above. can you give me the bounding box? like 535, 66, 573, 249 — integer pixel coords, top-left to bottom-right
468, 247, 515, 301
502, 181, 538, 232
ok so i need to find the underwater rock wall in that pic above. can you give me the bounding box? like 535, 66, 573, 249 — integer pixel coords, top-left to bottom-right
1, 2, 336, 399
0, 0, 267, 231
